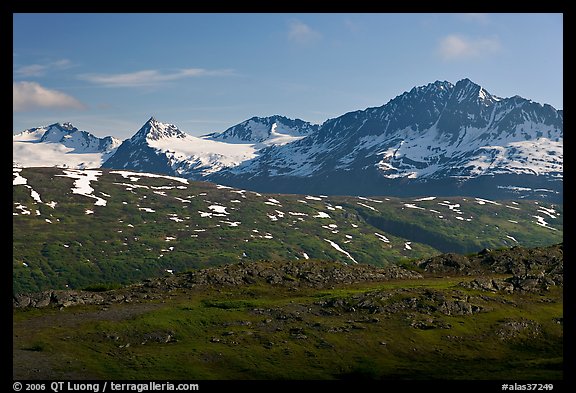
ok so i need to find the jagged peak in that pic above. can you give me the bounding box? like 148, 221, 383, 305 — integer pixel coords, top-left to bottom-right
413, 80, 454, 93
450, 78, 501, 105
39, 122, 80, 143
132, 117, 186, 142
453, 78, 482, 94
454, 77, 476, 87
243, 115, 306, 127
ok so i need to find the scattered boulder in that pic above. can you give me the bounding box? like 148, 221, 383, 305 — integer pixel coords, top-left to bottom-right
495, 318, 542, 340
415, 253, 471, 274
459, 278, 514, 293
438, 300, 481, 316
13, 294, 31, 308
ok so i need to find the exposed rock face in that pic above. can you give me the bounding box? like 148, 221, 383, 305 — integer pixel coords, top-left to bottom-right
460, 274, 561, 293
459, 277, 515, 293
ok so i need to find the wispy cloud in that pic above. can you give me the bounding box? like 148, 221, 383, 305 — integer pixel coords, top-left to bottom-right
460, 13, 490, 24
438, 34, 501, 61
287, 20, 322, 45
13, 81, 86, 112
78, 68, 234, 87
14, 59, 73, 77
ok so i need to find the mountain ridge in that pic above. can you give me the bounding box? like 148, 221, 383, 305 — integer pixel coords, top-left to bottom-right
13, 78, 563, 201
13, 122, 121, 169
208, 79, 562, 200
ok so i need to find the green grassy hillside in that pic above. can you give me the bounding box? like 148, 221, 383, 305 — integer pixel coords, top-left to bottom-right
13, 244, 563, 380
13, 167, 562, 293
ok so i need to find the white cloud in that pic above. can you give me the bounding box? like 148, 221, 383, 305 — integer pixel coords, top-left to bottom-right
287, 20, 322, 45
438, 34, 501, 60
15, 64, 47, 77
79, 68, 234, 87
13, 81, 86, 112
15, 59, 73, 77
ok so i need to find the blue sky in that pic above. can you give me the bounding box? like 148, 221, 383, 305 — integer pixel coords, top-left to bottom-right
13, 13, 563, 139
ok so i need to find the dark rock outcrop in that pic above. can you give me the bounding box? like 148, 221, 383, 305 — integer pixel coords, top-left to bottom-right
13, 260, 421, 309
14, 244, 562, 309
417, 243, 562, 293
315, 288, 483, 317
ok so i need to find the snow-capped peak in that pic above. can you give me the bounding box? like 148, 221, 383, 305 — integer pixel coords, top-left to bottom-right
38, 123, 79, 143
13, 122, 121, 169
206, 78, 562, 201
132, 117, 186, 142
210, 115, 318, 144
15, 78, 563, 202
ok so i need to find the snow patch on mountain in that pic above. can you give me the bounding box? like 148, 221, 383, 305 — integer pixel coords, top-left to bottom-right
13, 168, 27, 186
110, 170, 189, 184
56, 169, 107, 206
324, 239, 358, 264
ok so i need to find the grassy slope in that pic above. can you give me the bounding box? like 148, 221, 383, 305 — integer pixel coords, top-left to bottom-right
13, 276, 562, 380
13, 167, 563, 293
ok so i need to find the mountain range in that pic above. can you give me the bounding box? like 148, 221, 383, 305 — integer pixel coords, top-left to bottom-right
13, 79, 563, 201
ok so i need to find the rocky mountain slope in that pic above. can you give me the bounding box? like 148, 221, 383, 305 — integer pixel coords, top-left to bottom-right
210, 79, 562, 200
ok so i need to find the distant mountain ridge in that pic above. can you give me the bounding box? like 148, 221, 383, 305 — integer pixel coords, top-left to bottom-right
210, 115, 319, 144
13, 122, 120, 169
101, 115, 316, 177
13, 79, 563, 201
209, 78, 562, 201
